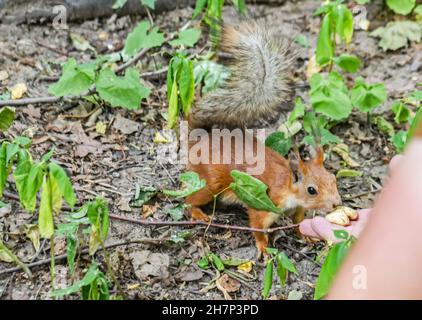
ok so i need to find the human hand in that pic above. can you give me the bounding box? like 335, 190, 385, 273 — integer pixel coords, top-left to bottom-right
299, 209, 371, 243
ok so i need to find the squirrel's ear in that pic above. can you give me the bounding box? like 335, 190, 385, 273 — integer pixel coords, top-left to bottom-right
310, 145, 324, 165
288, 151, 306, 181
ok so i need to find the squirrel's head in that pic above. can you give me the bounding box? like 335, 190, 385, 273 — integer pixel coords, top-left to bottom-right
288, 147, 342, 213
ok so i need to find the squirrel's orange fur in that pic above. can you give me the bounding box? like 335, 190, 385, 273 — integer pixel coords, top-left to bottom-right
185, 21, 342, 257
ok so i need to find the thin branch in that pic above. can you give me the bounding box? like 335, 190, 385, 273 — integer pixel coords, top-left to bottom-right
109, 213, 299, 235
0, 96, 61, 107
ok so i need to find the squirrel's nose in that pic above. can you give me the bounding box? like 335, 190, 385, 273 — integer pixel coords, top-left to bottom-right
333, 195, 342, 208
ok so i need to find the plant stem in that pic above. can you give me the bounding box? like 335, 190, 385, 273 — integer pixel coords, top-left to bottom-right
101, 241, 124, 299
50, 235, 56, 296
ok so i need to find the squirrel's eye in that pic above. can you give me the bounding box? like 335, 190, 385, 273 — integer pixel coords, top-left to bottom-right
307, 186, 318, 196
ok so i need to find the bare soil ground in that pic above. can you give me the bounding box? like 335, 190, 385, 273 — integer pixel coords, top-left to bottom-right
0, 0, 421, 300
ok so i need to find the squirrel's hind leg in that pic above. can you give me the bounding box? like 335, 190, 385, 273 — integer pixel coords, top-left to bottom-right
186, 190, 214, 222
248, 208, 279, 260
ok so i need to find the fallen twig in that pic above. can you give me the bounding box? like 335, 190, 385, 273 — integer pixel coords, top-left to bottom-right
109, 213, 299, 235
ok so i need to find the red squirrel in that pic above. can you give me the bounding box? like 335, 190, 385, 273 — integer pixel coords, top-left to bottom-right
185, 21, 342, 257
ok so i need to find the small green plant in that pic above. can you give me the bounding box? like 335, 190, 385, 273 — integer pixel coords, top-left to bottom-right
166, 54, 195, 129
351, 77, 388, 115
193, 0, 247, 33
315, 1, 357, 69
262, 248, 298, 299
314, 230, 355, 300
51, 262, 110, 300
53, 198, 119, 300
0, 107, 15, 131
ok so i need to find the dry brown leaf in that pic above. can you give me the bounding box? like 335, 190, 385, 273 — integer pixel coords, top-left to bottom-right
333, 144, 360, 168
216, 274, 241, 300
11, 83, 27, 100
142, 203, 159, 218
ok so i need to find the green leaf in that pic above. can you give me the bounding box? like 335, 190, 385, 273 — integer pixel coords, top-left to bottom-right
0, 143, 6, 196
262, 259, 274, 299
140, 0, 155, 9
197, 256, 210, 269
310, 72, 352, 120
192, 0, 207, 19
51, 263, 101, 298
265, 247, 278, 256
194, 60, 230, 94
314, 240, 351, 300
39, 176, 54, 239
232, 0, 247, 15
170, 28, 201, 47
229, 170, 283, 214
179, 59, 195, 114
386, 0, 415, 15
391, 101, 411, 124
130, 185, 157, 207
276, 260, 287, 287
288, 97, 306, 125
167, 80, 179, 129
12, 151, 32, 206
13, 136, 31, 147
49, 162, 77, 209
48, 58, 96, 97
96, 68, 150, 110
409, 90, 422, 102
415, 5, 422, 16
222, 257, 249, 267
165, 204, 186, 221
316, 13, 334, 66
407, 107, 422, 144
163, 172, 206, 199
123, 21, 165, 57
372, 116, 395, 138
210, 253, 225, 271
265, 131, 292, 157
277, 252, 298, 275
333, 54, 361, 73
351, 77, 387, 113
23, 163, 46, 212
276, 252, 297, 288
335, 4, 354, 44
86, 199, 109, 255
302, 112, 341, 147
6, 143, 19, 165
391, 130, 407, 153
0, 107, 15, 131
112, 0, 128, 9
336, 169, 363, 178
370, 21, 422, 51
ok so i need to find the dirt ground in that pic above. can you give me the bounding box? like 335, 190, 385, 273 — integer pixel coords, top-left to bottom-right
0, 0, 421, 300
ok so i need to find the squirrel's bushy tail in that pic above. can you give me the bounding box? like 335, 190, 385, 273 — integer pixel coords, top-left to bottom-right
189, 21, 296, 129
